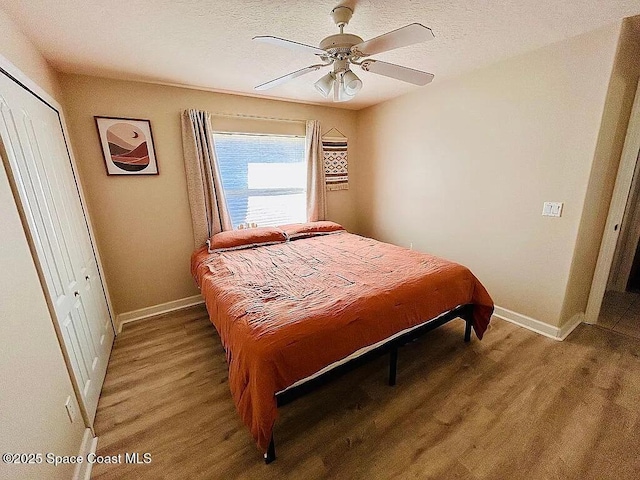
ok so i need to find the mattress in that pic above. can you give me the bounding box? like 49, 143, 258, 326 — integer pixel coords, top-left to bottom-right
276, 304, 463, 395
191, 231, 494, 453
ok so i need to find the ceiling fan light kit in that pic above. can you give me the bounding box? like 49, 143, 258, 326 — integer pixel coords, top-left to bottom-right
253, 5, 435, 102
342, 70, 363, 96
314, 72, 335, 97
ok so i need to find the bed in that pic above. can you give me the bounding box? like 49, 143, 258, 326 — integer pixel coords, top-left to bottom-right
191, 223, 494, 462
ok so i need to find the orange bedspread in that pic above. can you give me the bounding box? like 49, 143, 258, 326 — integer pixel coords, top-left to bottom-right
191, 232, 494, 453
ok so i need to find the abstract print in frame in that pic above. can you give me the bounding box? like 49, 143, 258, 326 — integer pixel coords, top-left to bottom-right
95, 116, 159, 175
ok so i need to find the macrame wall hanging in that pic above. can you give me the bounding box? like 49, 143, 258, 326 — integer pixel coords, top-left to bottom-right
322, 127, 348, 191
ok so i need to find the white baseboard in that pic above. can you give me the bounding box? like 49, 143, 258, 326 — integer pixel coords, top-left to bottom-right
493, 305, 583, 341
557, 312, 584, 340
73, 428, 97, 480
115, 297, 583, 341
115, 294, 204, 333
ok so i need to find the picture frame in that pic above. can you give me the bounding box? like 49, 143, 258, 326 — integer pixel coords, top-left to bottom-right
94, 116, 159, 175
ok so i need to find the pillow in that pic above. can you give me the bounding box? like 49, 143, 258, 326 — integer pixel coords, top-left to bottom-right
207, 227, 287, 253
280, 221, 345, 240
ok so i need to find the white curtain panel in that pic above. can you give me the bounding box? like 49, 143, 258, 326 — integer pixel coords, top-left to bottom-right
181, 109, 232, 247
305, 120, 327, 221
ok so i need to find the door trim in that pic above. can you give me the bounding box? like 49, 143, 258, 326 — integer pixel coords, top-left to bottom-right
586, 81, 640, 324
72, 428, 98, 480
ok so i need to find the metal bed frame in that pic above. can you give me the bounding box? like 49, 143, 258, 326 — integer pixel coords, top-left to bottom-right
264, 303, 475, 463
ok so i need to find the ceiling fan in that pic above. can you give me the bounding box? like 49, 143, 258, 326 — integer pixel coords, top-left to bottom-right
253, 5, 435, 102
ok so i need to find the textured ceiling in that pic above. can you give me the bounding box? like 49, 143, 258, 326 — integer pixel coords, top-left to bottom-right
2, 0, 640, 110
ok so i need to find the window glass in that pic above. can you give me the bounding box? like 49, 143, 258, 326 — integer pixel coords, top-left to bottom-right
213, 133, 306, 228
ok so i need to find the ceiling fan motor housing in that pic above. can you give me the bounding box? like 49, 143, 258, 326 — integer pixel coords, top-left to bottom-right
319, 34, 364, 58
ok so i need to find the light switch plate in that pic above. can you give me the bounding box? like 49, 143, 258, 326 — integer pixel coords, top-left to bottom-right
542, 202, 563, 217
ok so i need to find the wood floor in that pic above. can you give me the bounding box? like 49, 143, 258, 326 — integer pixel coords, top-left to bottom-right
92, 305, 640, 480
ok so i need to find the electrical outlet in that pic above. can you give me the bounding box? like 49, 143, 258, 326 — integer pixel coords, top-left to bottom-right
409, 242, 413, 250
65, 396, 77, 423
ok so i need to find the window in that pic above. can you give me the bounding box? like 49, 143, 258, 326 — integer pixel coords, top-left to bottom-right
213, 133, 307, 228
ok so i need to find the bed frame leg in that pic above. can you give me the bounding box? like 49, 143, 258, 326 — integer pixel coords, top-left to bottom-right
389, 347, 398, 386
464, 318, 472, 343
264, 435, 276, 464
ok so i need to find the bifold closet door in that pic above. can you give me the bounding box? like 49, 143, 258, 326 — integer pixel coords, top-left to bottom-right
0, 71, 114, 423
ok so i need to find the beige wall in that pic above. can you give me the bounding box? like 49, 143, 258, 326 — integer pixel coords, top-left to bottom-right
562, 17, 640, 324
0, 8, 85, 480
58, 74, 358, 316
355, 24, 621, 327
0, 7, 61, 101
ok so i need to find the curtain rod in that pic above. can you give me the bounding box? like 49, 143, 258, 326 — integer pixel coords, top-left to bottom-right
211, 112, 307, 124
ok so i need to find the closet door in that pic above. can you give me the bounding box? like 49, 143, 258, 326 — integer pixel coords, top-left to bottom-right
0, 71, 114, 423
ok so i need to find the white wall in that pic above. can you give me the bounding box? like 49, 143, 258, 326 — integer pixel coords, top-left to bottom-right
355, 24, 622, 327
0, 6, 86, 480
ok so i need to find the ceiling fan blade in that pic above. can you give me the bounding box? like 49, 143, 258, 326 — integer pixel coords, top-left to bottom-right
351, 23, 434, 57
360, 60, 434, 86
255, 65, 324, 91
253, 36, 326, 56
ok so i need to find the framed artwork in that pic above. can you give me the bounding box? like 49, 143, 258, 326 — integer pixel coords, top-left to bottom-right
95, 116, 159, 175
